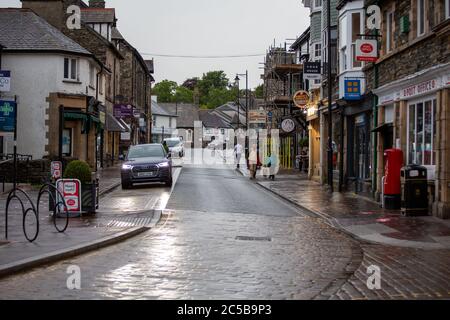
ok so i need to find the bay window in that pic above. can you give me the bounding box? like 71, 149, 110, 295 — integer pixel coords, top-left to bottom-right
407, 97, 437, 166
446, 0, 450, 19
64, 57, 78, 81
386, 11, 394, 53
351, 12, 363, 68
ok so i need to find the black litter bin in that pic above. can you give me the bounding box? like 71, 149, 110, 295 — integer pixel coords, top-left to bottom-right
401, 164, 428, 216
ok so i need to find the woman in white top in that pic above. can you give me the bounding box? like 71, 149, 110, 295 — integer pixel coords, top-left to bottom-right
248, 144, 258, 179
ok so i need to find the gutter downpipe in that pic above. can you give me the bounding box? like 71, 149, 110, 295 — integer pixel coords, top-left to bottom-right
372, 8, 379, 200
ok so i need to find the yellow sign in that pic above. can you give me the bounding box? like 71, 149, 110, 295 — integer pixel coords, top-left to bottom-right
293, 90, 310, 108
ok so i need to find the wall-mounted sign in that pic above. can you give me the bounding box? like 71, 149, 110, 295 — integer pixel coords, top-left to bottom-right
281, 118, 295, 133
56, 179, 82, 217
344, 80, 361, 100
113, 104, 133, 118
293, 90, 310, 108
355, 39, 378, 62
401, 79, 438, 100
0, 100, 16, 132
0, 70, 11, 92
303, 62, 321, 81
51, 161, 63, 180
248, 110, 267, 124
133, 108, 141, 118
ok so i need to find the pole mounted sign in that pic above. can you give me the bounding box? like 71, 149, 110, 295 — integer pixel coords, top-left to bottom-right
355, 39, 378, 62
0, 100, 16, 132
0, 70, 11, 92
303, 62, 321, 81
51, 161, 63, 180
293, 90, 310, 109
281, 118, 295, 133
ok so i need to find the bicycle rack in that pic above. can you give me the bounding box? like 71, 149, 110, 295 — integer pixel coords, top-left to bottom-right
4, 184, 69, 243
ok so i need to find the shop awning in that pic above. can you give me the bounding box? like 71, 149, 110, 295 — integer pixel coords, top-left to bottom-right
64, 111, 103, 132
371, 122, 393, 133
64, 111, 87, 121
106, 112, 127, 132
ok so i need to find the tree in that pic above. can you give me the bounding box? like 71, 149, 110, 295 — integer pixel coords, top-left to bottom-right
181, 77, 199, 90
152, 80, 177, 103
254, 84, 264, 99
173, 86, 194, 103
198, 71, 229, 105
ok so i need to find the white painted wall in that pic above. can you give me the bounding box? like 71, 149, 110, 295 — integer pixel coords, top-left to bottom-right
1, 53, 101, 158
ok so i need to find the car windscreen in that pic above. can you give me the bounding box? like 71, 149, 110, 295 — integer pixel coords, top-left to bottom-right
127, 145, 165, 158
165, 140, 180, 147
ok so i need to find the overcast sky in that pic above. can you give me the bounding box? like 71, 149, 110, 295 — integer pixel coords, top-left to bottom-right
3, 0, 309, 89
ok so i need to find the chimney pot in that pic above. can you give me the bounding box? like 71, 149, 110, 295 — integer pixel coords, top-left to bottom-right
89, 0, 106, 8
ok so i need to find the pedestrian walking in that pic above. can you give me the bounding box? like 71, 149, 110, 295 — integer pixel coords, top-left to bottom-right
234, 142, 243, 169
248, 144, 258, 180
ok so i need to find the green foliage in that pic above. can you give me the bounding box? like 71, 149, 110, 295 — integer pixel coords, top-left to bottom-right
299, 137, 309, 149
64, 160, 92, 184
254, 84, 264, 99
173, 86, 194, 103
198, 71, 229, 106
153, 80, 178, 103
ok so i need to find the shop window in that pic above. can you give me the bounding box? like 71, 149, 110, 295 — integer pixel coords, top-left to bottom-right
407, 98, 436, 166
64, 58, 78, 81
62, 128, 72, 157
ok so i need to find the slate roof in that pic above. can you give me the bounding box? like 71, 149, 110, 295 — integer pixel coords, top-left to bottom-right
0, 9, 91, 55
111, 27, 124, 40
198, 110, 231, 129
158, 103, 199, 128
152, 100, 176, 117
81, 8, 116, 24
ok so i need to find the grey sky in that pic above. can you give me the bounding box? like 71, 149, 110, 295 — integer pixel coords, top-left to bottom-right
2, 0, 309, 89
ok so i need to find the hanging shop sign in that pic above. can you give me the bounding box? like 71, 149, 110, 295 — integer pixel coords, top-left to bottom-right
303, 62, 321, 81
0, 70, 11, 92
133, 108, 141, 118
344, 79, 362, 100
355, 39, 378, 62
293, 90, 310, 108
281, 118, 295, 133
113, 104, 133, 118
0, 100, 16, 132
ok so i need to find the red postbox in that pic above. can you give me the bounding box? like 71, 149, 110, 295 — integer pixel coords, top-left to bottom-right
383, 148, 403, 209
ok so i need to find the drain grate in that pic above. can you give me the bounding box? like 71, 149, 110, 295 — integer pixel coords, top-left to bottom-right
235, 236, 272, 242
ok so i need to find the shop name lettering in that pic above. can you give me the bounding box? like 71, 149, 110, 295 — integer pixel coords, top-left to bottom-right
403, 80, 436, 98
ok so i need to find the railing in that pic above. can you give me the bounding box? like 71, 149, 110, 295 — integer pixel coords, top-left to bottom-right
4, 184, 69, 243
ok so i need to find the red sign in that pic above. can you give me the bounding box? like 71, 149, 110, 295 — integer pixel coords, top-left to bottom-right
56, 179, 82, 214
355, 39, 378, 62
51, 161, 63, 179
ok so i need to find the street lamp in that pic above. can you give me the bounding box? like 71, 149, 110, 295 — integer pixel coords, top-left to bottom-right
234, 75, 240, 130
235, 71, 249, 155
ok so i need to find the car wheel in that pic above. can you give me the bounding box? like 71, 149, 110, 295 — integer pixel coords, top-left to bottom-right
122, 181, 132, 189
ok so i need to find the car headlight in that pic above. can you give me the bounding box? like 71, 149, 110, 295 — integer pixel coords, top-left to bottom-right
158, 162, 170, 168
122, 164, 133, 170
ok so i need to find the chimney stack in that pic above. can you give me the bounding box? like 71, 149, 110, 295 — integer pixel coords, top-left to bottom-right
89, 0, 105, 8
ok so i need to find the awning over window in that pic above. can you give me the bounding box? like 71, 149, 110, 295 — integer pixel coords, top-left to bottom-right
63, 111, 103, 133
371, 122, 393, 133
64, 112, 87, 121
106, 112, 127, 132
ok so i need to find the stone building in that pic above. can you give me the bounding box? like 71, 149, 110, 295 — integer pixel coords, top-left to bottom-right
111, 28, 153, 153
21, 0, 126, 169
362, 0, 450, 218
0, 8, 105, 168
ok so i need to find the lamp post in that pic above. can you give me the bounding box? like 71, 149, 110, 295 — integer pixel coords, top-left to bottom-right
234, 75, 240, 130
235, 72, 249, 155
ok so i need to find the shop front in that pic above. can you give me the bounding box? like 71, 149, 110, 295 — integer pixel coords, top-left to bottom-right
307, 104, 321, 181
373, 63, 450, 218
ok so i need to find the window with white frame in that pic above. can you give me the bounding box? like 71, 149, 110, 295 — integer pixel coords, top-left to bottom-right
99, 74, 104, 94
417, 0, 426, 36
386, 10, 394, 53
446, 0, 450, 19
63, 57, 78, 81
351, 12, 363, 68
314, 43, 321, 59
339, 15, 347, 73
407, 97, 437, 166
89, 63, 95, 88
314, 0, 322, 9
